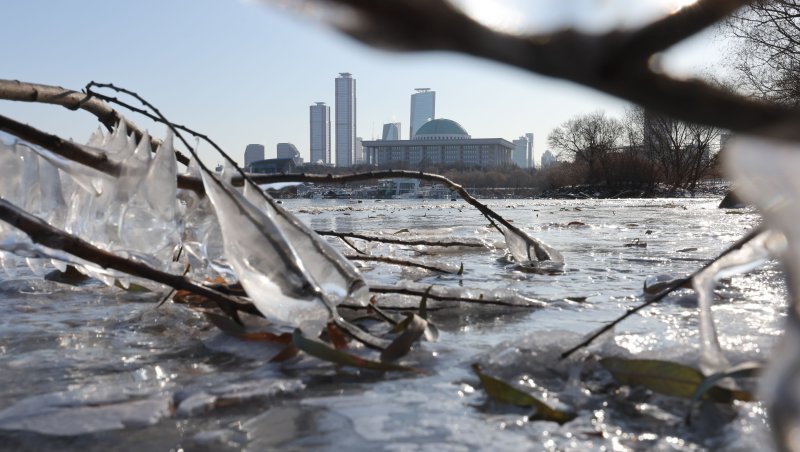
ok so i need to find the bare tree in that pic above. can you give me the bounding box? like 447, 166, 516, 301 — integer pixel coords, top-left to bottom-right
547, 111, 624, 184
641, 109, 722, 192
727, 0, 800, 105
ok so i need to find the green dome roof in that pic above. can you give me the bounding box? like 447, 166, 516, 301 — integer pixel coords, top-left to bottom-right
414, 119, 469, 138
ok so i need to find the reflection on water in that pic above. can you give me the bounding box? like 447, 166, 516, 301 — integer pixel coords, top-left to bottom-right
0, 198, 782, 450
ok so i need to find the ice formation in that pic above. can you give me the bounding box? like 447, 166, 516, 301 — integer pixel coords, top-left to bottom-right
726, 134, 800, 449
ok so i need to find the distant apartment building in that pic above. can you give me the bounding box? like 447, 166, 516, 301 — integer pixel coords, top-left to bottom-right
309, 102, 331, 164
244, 144, 265, 167
363, 118, 513, 168
409, 88, 435, 139
335, 73, 356, 167
541, 150, 558, 168
382, 122, 401, 140
512, 136, 528, 168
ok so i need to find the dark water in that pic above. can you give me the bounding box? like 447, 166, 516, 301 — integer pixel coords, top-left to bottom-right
0, 198, 782, 450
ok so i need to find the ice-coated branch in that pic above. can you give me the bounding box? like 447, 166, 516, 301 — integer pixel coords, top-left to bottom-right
316, 230, 487, 249
0, 114, 205, 194
559, 225, 765, 360
0, 79, 191, 166
299, 0, 800, 140
365, 283, 545, 308
0, 197, 260, 319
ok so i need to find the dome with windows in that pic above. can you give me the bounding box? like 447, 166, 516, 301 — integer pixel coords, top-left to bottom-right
413, 119, 471, 140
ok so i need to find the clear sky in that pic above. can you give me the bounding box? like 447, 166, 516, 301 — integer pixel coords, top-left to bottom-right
1, 0, 728, 167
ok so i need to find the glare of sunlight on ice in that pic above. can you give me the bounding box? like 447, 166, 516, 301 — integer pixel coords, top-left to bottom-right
447, 0, 524, 33
726, 134, 800, 450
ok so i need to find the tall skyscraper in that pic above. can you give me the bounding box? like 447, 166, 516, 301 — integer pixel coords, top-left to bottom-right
335, 73, 356, 167
244, 144, 265, 167
525, 132, 534, 168
512, 137, 528, 168
382, 122, 401, 140
309, 102, 330, 164
410, 88, 435, 139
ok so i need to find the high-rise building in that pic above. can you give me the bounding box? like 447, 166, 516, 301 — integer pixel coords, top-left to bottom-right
382, 122, 401, 140
277, 143, 301, 160
244, 144, 265, 167
525, 132, 534, 168
335, 73, 356, 167
309, 102, 330, 164
410, 88, 435, 139
512, 136, 528, 168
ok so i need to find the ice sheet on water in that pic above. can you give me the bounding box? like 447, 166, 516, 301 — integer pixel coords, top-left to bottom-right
201, 170, 329, 328
0, 384, 172, 436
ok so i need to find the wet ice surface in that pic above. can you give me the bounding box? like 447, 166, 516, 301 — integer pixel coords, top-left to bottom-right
0, 198, 782, 450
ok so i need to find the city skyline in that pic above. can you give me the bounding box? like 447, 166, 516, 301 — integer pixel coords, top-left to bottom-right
1, 1, 725, 168
309, 102, 330, 164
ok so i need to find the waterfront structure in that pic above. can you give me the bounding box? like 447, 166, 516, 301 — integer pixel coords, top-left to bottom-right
512, 136, 528, 168
335, 73, 356, 167
363, 118, 513, 168
409, 88, 435, 139
382, 122, 401, 140
541, 150, 558, 168
244, 144, 265, 167
248, 158, 299, 174
525, 132, 534, 168
309, 102, 331, 164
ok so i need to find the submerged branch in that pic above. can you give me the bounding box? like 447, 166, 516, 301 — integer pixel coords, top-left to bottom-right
365, 284, 544, 308
346, 254, 459, 274
559, 225, 766, 360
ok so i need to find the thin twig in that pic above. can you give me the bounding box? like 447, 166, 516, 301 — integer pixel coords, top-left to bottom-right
559, 225, 765, 359
0, 79, 191, 165
365, 284, 544, 308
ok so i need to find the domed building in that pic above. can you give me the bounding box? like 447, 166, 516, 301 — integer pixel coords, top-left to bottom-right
362, 118, 513, 168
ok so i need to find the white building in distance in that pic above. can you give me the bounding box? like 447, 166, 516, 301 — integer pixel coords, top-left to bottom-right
541, 149, 558, 168
525, 132, 534, 168
244, 144, 265, 167
309, 102, 330, 164
277, 143, 302, 162
409, 88, 435, 139
512, 136, 528, 168
335, 72, 356, 167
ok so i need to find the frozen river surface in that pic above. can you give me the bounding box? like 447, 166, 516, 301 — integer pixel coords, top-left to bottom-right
0, 198, 782, 450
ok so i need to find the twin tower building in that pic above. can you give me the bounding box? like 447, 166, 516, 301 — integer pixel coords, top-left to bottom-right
310, 73, 435, 167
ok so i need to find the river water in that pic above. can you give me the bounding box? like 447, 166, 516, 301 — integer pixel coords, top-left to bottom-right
0, 197, 782, 450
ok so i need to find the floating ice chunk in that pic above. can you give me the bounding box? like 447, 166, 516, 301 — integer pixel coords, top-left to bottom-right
243, 183, 368, 306
201, 171, 330, 328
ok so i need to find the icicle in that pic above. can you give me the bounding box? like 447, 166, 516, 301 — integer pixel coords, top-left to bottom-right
726, 134, 800, 449
85, 126, 106, 148
498, 223, 563, 268
0, 252, 17, 278
243, 182, 368, 306
691, 230, 782, 375
200, 170, 330, 329
144, 129, 177, 222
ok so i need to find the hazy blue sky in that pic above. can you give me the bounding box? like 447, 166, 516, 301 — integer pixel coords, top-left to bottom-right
1, 0, 729, 167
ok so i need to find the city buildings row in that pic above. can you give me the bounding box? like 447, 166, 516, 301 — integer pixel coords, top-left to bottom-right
244, 72, 542, 173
